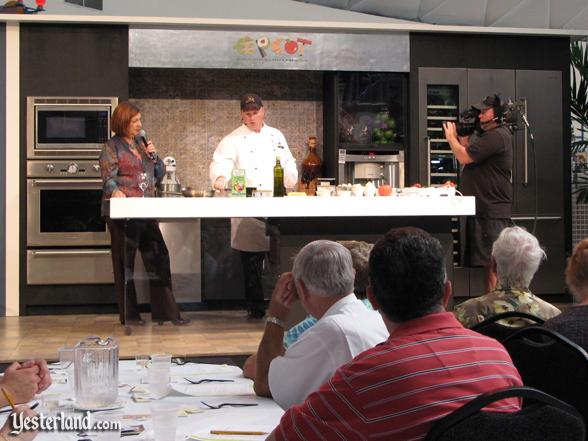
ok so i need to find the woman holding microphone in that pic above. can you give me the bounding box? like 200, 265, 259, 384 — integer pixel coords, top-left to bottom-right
99, 101, 189, 326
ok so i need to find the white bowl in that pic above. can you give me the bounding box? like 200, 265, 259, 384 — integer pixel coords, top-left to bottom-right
316, 189, 333, 197
351, 184, 364, 197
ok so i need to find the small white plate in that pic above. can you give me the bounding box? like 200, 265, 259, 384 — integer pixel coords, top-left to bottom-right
73, 398, 125, 412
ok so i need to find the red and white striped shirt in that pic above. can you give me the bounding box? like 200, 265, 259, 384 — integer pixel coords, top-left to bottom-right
273, 312, 522, 441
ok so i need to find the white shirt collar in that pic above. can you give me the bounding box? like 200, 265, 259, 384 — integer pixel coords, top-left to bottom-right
321, 293, 358, 319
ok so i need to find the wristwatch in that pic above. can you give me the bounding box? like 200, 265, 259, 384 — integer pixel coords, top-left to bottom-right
266, 316, 285, 329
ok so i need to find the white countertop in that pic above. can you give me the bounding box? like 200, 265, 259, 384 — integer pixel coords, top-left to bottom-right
110, 195, 475, 219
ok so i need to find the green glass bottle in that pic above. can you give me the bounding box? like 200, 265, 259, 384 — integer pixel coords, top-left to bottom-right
273, 158, 285, 197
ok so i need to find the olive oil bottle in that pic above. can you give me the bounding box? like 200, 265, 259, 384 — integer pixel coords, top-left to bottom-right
273, 158, 285, 197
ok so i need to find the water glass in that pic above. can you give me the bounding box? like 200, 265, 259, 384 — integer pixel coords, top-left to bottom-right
58, 347, 75, 392
148, 365, 170, 399
135, 354, 149, 384
58, 346, 74, 368
150, 353, 172, 366
41, 393, 60, 415
151, 402, 178, 441
93, 410, 123, 441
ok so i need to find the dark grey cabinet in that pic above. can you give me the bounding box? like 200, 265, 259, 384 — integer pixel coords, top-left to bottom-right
515, 218, 566, 295
513, 70, 563, 217
417, 67, 566, 296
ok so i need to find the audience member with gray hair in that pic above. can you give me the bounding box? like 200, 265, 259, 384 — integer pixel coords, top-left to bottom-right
281, 240, 374, 348
454, 226, 560, 327
544, 238, 588, 352
267, 227, 522, 441
244, 240, 388, 410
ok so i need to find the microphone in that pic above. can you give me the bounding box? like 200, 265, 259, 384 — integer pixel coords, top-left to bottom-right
138, 129, 156, 160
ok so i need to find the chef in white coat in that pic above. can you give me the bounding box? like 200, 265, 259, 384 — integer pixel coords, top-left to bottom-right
210, 93, 298, 318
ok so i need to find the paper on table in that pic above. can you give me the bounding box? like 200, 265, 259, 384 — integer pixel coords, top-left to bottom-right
171, 380, 254, 397
188, 425, 273, 441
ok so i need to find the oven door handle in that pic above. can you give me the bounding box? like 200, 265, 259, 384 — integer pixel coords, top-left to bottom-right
29, 250, 111, 256
30, 179, 103, 186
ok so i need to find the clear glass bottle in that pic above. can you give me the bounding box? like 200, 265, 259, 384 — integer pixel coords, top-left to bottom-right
273, 158, 285, 197
74, 336, 119, 408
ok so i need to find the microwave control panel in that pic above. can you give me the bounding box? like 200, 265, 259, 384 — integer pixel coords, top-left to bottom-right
27, 160, 101, 178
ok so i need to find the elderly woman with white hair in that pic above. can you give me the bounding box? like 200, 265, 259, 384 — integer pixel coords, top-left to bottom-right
454, 226, 561, 327
544, 238, 588, 352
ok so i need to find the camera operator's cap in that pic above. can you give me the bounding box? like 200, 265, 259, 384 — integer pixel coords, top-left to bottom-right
472, 95, 499, 111
240, 93, 263, 111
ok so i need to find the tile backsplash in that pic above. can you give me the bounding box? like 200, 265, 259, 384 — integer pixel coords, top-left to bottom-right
130, 68, 324, 190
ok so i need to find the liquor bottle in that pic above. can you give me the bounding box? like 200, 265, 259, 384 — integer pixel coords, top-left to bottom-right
299, 136, 322, 195
273, 158, 285, 197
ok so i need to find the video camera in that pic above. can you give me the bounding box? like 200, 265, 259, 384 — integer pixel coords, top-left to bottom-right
456, 107, 481, 137
455, 96, 527, 136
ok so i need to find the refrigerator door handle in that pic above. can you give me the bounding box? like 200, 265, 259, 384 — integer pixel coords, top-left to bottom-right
426, 136, 431, 187
523, 98, 529, 185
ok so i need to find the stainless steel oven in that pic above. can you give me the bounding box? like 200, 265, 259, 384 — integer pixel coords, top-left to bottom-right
26, 160, 113, 285
27, 96, 117, 158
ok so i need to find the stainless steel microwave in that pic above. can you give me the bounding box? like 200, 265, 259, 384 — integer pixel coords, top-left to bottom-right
27, 96, 118, 158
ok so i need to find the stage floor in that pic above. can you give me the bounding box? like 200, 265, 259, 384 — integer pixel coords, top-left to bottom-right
0, 303, 573, 364
0, 310, 264, 363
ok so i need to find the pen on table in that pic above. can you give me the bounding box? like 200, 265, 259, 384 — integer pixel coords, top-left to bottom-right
1, 389, 16, 410
210, 430, 268, 436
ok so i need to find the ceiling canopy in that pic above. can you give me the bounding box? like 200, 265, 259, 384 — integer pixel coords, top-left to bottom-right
293, 0, 588, 31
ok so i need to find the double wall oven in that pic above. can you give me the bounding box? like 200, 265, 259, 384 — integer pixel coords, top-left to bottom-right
26, 97, 118, 285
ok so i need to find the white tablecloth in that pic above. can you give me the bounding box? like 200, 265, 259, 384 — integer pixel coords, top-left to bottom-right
3, 360, 284, 441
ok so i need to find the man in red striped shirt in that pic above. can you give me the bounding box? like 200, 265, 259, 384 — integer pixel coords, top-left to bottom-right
267, 227, 522, 441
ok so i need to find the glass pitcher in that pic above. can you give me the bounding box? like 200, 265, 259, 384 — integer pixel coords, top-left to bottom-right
74, 336, 119, 408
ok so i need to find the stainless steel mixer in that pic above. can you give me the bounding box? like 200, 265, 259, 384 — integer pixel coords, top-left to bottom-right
160, 156, 182, 197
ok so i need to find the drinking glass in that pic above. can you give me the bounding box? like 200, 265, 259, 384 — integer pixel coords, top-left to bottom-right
58, 346, 74, 369
150, 353, 172, 366
93, 410, 123, 441
151, 402, 178, 441
148, 365, 170, 399
135, 354, 149, 384
148, 353, 171, 398
41, 393, 60, 415
138, 172, 148, 197
58, 346, 75, 393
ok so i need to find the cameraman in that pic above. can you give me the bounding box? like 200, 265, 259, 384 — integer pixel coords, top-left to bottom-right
443, 95, 513, 292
